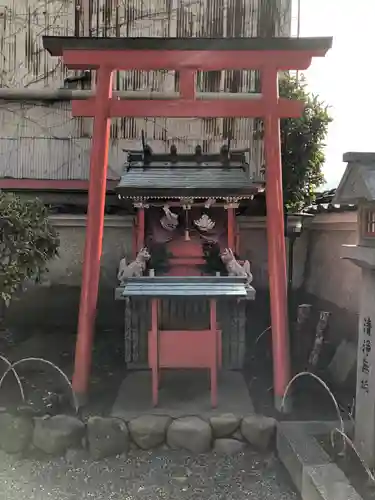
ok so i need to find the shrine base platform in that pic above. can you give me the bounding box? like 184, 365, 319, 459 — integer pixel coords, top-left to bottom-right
111, 370, 254, 420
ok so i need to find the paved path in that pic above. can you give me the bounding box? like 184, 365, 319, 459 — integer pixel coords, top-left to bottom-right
0, 449, 298, 500
112, 370, 254, 420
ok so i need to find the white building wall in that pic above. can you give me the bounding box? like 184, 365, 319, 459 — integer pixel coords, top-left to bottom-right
0, 0, 291, 181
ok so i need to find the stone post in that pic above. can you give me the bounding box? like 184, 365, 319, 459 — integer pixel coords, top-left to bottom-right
354, 268, 375, 468
329, 152, 375, 468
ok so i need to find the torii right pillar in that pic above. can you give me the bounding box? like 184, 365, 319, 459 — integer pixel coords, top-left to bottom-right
259, 43, 332, 411
262, 66, 290, 411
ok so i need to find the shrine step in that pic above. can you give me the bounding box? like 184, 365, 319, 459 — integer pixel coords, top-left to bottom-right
111, 370, 254, 420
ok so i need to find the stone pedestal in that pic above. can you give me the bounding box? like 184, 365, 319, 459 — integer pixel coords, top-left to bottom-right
117, 295, 249, 370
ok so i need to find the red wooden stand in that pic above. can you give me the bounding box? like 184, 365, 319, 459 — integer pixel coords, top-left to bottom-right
148, 298, 221, 407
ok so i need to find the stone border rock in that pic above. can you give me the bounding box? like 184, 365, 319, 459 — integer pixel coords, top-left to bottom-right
277, 421, 363, 500
0, 411, 276, 459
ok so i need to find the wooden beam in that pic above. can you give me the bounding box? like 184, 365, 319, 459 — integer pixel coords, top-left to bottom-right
62, 49, 315, 71
72, 97, 305, 118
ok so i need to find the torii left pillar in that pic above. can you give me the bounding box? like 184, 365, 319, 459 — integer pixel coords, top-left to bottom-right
45, 36, 332, 408
72, 66, 113, 406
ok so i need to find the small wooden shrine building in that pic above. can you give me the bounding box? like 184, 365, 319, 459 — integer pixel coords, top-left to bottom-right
42, 35, 332, 409
115, 145, 258, 406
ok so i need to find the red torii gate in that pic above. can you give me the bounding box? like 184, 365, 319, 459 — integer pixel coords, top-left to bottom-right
43, 36, 332, 410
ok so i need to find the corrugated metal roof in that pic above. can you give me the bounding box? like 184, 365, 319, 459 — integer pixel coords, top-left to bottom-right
0, 137, 122, 180
115, 276, 254, 298
0, 134, 262, 182
116, 167, 261, 197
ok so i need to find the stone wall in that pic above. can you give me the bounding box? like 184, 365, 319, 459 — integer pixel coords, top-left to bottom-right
0, 411, 275, 458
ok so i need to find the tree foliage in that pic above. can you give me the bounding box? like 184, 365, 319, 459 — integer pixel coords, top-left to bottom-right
279, 74, 333, 211
0, 192, 59, 308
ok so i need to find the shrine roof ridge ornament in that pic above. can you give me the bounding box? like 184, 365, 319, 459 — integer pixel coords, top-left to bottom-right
125, 151, 248, 165
43, 36, 333, 57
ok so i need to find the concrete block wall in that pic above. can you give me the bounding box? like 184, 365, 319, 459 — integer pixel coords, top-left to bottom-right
5, 212, 361, 345
44, 215, 134, 287
35, 214, 310, 291
5, 215, 134, 332
304, 212, 360, 343
238, 216, 309, 291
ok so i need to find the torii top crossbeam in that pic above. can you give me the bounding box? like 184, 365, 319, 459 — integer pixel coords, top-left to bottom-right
44, 36, 331, 63
43, 36, 332, 119
42, 35, 332, 409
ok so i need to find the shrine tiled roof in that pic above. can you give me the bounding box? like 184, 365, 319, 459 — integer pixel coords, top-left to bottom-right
116, 166, 262, 198
116, 148, 262, 198
303, 189, 357, 214
115, 276, 255, 299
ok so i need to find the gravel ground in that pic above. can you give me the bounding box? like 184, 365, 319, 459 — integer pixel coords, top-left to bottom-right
0, 448, 299, 500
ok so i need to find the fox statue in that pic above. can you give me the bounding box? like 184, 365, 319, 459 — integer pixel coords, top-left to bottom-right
220, 248, 253, 284
117, 247, 151, 285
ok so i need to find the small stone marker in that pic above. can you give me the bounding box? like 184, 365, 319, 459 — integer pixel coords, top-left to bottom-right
328, 340, 357, 385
